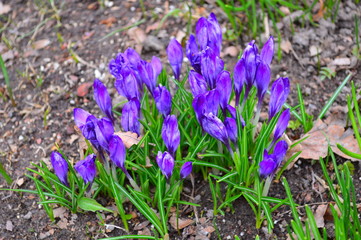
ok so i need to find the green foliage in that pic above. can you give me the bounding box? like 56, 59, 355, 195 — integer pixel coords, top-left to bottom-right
0, 162, 12, 185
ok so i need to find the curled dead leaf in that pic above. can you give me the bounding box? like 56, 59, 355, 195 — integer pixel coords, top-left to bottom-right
114, 131, 141, 148
77, 82, 93, 97
169, 216, 194, 230
32, 39, 51, 50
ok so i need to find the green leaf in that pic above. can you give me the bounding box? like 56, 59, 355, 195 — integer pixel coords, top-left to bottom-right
78, 197, 114, 213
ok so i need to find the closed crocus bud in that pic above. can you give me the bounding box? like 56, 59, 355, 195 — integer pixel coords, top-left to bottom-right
180, 162, 193, 179
233, 58, 246, 105
192, 90, 220, 125
243, 41, 258, 89
207, 13, 222, 56
226, 105, 236, 119
124, 48, 141, 69
73, 108, 91, 130
50, 151, 69, 186
224, 117, 237, 143
121, 98, 141, 136
272, 140, 288, 165
255, 61, 271, 103
188, 70, 208, 97
114, 68, 140, 101
167, 39, 183, 80
195, 17, 208, 51
156, 151, 175, 179
268, 77, 290, 120
75, 154, 97, 185
201, 112, 229, 146
137, 60, 156, 95
93, 117, 114, 152
260, 36, 274, 66
186, 35, 201, 73
216, 70, 232, 113
109, 135, 127, 174
273, 109, 290, 143
259, 151, 277, 178
93, 79, 114, 122
201, 47, 224, 90
153, 85, 172, 117
162, 115, 180, 156
151, 56, 162, 79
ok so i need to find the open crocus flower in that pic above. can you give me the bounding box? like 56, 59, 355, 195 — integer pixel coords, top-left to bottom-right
50, 151, 69, 186
167, 39, 183, 80
162, 115, 180, 156
121, 98, 141, 136
268, 77, 290, 120
180, 162, 193, 179
153, 85, 172, 117
259, 140, 288, 178
75, 154, 97, 185
156, 151, 175, 179
93, 79, 114, 122
192, 89, 220, 125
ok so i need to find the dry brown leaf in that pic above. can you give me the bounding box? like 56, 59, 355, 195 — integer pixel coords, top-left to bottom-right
169, 216, 194, 230
0, 3, 11, 15
280, 40, 292, 54
313, 0, 325, 22
145, 22, 160, 33
77, 82, 93, 97
114, 131, 141, 148
287, 118, 361, 165
32, 39, 51, 50
314, 204, 328, 228
99, 17, 117, 27
127, 27, 146, 53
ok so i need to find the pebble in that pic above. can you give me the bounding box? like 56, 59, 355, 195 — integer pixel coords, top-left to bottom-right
70, 99, 75, 105
6, 220, 13, 231
24, 211, 32, 220
18, 135, 24, 141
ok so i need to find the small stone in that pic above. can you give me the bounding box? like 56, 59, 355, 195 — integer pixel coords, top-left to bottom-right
6, 220, 13, 231
24, 211, 32, 220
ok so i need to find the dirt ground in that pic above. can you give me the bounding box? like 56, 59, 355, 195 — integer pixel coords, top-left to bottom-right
0, 0, 360, 239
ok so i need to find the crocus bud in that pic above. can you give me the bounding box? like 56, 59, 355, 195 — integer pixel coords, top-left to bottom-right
242, 41, 258, 89
273, 140, 288, 165
93, 117, 114, 152
73, 108, 91, 130
201, 47, 224, 89
259, 140, 288, 178
195, 17, 208, 52
268, 77, 290, 120
114, 68, 140, 101
273, 109, 290, 143
162, 115, 180, 156
50, 151, 69, 186
121, 98, 141, 136
180, 162, 193, 179
137, 60, 156, 95
124, 48, 141, 69
93, 79, 114, 122
167, 39, 183, 80
151, 56, 162, 79
75, 154, 97, 185
224, 117, 237, 144
109, 53, 127, 79
216, 70, 232, 113
186, 35, 201, 73
188, 70, 208, 97
192, 90, 220, 125
153, 85, 172, 117
233, 58, 246, 106
255, 61, 271, 103
201, 112, 229, 146
260, 36, 274, 66
207, 13, 222, 56
156, 151, 175, 179
109, 135, 127, 173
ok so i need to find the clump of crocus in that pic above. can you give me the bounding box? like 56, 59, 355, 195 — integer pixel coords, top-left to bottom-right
50, 151, 69, 186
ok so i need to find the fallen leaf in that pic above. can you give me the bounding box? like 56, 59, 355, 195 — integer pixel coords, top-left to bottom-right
314, 204, 328, 228
330, 57, 351, 66
127, 27, 146, 52
2, 50, 14, 61
134, 220, 150, 230
145, 22, 160, 33
16, 178, 24, 187
0, 3, 11, 15
82, 31, 95, 41
313, 0, 326, 22
114, 131, 141, 148
287, 118, 361, 164
67, 134, 79, 144
32, 39, 51, 50
138, 228, 152, 236
77, 82, 93, 97
87, 2, 99, 10
53, 207, 67, 218
169, 216, 194, 230
99, 17, 117, 27
203, 226, 215, 234
280, 39, 292, 54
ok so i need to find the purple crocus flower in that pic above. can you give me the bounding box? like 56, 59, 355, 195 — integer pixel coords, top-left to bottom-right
93, 117, 114, 152
201, 112, 229, 146
167, 39, 183, 80
216, 70, 232, 113
156, 151, 175, 179
109, 53, 128, 79
233, 58, 246, 106
121, 98, 141, 136
180, 162, 193, 179
192, 90, 220, 125
186, 34, 201, 73
201, 47, 224, 90
137, 60, 157, 95
226, 105, 236, 119
188, 70, 208, 97
151, 56, 163, 78
255, 61, 271, 104
195, 13, 222, 56
224, 117, 237, 144
259, 140, 288, 178
109, 135, 129, 176
153, 85, 172, 117
273, 109, 290, 143
93, 79, 114, 122
260, 36, 274, 66
162, 115, 180, 156
124, 48, 141, 69
268, 77, 290, 120
73, 108, 91, 131
74, 154, 97, 185
114, 68, 140, 101
50, 151, 69, 186
81, 115, 103, 156
242, 41, 258, 91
